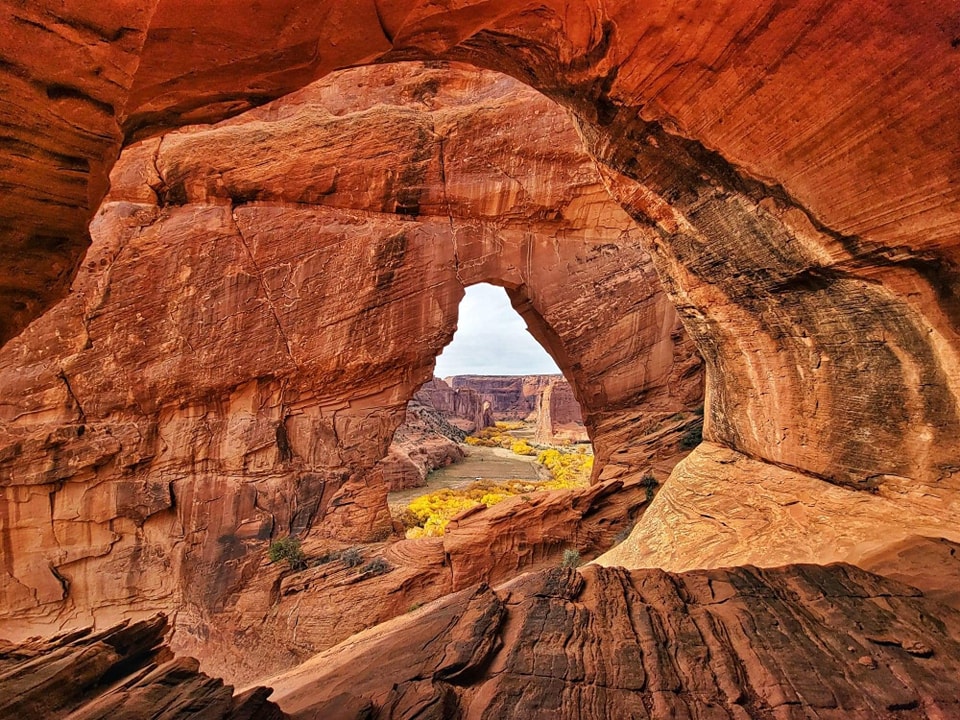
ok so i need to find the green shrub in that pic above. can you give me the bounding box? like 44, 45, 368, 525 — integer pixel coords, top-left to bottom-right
268, 537, 306, 571
361, 557, 391, 576
679, 424, 702, 449
341, 547, 363, 568
640, 472, 658, 502
561, 548, 581, 568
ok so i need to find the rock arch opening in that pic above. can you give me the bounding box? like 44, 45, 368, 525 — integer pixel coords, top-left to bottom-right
0, 61, 703, 680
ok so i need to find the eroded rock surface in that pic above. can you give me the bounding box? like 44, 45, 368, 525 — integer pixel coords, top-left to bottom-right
380, 399, 466, 492
412, 377, 493, 433
168, 472, 653, 686
0, 615, 285, 719
0, 64, 698, 655
534, 376, 588, 443
267, 564, 960, 719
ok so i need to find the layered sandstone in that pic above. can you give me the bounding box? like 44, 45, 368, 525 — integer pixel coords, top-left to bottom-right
0, 64, 699, 657
169, 473, 652, 685
1, 3, 956, 583
534, 376, 588, 443
380, 400, 465, 491
448, 374, 556, 420
266, 564, 960, 719
0, 615, 284, 719
412, 377, 492, 433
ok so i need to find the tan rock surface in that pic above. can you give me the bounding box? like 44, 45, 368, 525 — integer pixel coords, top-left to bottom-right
598, 442, 960, 571
0, 64, 697, 657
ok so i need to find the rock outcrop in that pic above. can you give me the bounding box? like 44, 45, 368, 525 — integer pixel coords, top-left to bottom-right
265, 563, 960, 719
534, 377, 588, 443
0, 4, 956, 551
412, 377, 493, 433
168, 474, 654, 685
0, 64, 699, 656
448, 374, 556, 420
2, 3, 955, 575
0, 615, 285, 719
380, 400, 465, 491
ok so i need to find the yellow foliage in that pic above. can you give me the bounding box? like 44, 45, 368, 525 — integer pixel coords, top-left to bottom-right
511, 440, 537, 456
402, 479, 539, 538
496, 421, 525, 431
537, 447, 593, 488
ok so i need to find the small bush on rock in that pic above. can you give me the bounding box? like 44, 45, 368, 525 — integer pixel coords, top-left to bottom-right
362, 557, 391, 576
561, 548, 581, 568
340, 547, 363, 568
268, 537, 306, 571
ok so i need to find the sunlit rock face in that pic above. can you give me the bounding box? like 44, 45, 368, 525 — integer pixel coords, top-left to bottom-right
0, 64, 698, 654
2, 2, 955, 506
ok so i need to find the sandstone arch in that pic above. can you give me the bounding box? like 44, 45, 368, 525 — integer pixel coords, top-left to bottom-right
0, 64, 698, 650
3, 2, 956, 489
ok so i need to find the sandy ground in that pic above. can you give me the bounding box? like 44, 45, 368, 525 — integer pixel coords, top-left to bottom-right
387, 444, 546, 511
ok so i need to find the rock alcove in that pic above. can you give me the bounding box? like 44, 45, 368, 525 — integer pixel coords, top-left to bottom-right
2, 4, 960, 715
0, 63, 702, 679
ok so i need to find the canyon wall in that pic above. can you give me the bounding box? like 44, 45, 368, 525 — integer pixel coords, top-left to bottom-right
448, 375, 555, 420
412, 378, 493, 433
0, 64, 699, 649
1, 3, 957, 573
534, 377, 589, 443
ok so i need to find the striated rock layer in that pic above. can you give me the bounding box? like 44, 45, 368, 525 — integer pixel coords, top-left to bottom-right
380, 399, 466, 492
174, 472, 653, 685
0, 614, 285, 719
534, 376, 589, 443
265, 564, 960, 719
1, 2, 956, 578
0, 64, 699, 652
412, 377, 493, 434
449, 374, 557, 420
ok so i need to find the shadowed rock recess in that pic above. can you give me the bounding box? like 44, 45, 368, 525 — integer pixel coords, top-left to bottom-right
1, 1, 959, 716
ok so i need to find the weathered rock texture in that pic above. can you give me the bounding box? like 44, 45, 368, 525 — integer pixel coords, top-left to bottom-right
598, 442, 960, 571
449, 374, 556, 420
380, 399, 465, 491
0, 614, 285, 719
534, 376, 588, 443
412, 377, 493, 433
266, 564, 960, 719
172, 473, 652, 685
0, 64, 698, 653
2, 3, 956, 574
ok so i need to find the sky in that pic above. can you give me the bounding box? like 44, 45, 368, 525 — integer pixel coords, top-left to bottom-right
433, 283, 562, 377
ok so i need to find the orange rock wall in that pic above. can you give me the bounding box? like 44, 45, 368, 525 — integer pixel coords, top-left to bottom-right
0, 64, 698, 642
1, 0, 959, 661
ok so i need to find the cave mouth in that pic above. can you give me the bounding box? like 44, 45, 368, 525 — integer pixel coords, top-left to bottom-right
386, 281, 597, 539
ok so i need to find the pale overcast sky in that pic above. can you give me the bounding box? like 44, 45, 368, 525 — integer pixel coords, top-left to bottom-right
433, 283, 561, 377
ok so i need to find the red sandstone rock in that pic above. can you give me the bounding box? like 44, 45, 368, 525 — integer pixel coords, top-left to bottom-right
265, 563, 960, 719
534, 376, 588, 443
171, 473, 653, 685
380, 400, 465, 491
412, 377, 493, 433
0, 3, 955, 523
448, 374, 556, 420
0, 64, 698, 661
0, 615, 285, 719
